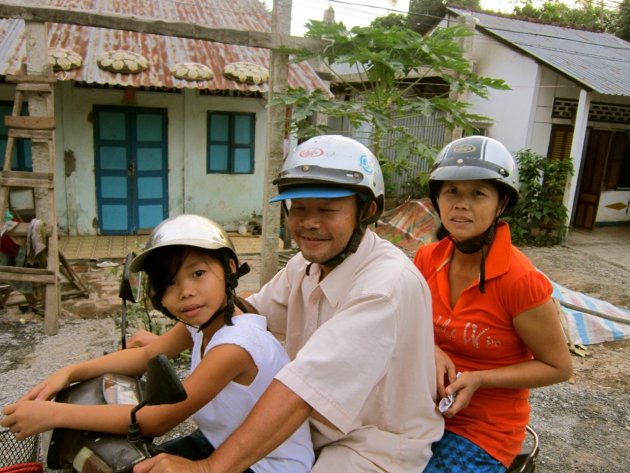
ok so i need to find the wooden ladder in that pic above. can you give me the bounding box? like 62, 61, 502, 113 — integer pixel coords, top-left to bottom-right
0, 73, 60, 334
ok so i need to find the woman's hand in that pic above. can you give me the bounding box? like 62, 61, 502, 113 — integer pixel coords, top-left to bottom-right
440, 371, 482, 418
18, 367, 73, 402
1, 401, 56, 440
434, 345, 457, 399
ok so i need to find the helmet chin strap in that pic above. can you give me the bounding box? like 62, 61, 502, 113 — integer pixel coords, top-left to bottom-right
193, 305, 228, 332
441, 197, 507, 293
177, 260, 251, 332
448, 220, 498, 293
306, 198, 374, 276
307, 223, 366, 275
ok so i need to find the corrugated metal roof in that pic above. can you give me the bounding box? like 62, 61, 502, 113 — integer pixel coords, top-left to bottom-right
450, 8, 630, 97
0, 0, 328, 93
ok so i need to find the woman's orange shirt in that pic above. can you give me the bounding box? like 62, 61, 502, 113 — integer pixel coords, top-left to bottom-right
414, 222, 552, 467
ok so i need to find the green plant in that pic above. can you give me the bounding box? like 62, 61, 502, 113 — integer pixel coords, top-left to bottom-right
272, 20, 509, 194
513, 0, 619, 33
506, 149, 573, 246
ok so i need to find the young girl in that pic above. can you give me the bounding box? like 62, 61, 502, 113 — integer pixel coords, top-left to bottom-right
1, 214, 314, 473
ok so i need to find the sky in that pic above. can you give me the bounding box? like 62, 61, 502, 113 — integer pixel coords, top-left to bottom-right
288, 0, 584, 36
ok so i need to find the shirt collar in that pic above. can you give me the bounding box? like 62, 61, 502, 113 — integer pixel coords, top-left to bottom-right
432, 221, 512, 281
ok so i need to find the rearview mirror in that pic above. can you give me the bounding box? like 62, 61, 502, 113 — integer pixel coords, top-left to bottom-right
119, 252, 142, 303
119, 252, 142, 349
144, 354, 187, 406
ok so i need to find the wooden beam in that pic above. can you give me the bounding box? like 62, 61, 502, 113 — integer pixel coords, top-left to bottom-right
8, 75, 56, 85
15, 83, 55, 93
4, 222, 53, 237
0, 170, 54, 188
5, 116, 56, 130
0, 1, 329, 52
0, 266, 57, 284
8, 128, 54, 141
260, 0, 291, 285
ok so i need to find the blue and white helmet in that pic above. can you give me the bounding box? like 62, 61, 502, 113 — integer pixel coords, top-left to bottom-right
271, 135, 385, 222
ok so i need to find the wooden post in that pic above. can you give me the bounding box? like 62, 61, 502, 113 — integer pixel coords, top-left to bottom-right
24, 20, 59, 335
260, 0, 291, 286
0, 0, 330, 295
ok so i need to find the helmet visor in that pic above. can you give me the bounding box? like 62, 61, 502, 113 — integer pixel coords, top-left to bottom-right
269, 186, 357, 203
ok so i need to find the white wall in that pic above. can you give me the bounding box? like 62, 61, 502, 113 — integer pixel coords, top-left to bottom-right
1, 82, 269, 235
598, 191, 630, 223
467, 37, 630, 225
467, 30, 540, 152
178, 89, 268, 230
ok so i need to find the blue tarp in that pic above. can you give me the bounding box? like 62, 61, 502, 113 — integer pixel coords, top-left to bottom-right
552, 281, 630, 346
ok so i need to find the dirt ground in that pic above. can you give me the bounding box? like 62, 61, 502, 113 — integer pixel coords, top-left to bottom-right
519, 227, 630, 473
1, 226, 629, 471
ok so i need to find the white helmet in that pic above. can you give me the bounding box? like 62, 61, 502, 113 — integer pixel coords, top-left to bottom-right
130, 214, 238, 273
130, 214, 249, 329
270, 135, 385, 221
429, 136, 520, 214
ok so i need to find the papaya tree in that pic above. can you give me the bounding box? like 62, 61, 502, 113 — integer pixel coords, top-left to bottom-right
273, 19, 509, 197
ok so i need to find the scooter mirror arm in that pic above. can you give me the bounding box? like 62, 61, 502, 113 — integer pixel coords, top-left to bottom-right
127, 400, 147, 443
119, 252, 141, 350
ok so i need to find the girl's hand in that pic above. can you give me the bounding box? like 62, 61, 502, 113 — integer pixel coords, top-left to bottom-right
19, 367, 73, 402
1, 401, 55, 440
434, 345, 457, 399
440, 371, 482, 418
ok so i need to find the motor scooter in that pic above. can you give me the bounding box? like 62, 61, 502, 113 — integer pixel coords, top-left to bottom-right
44, 253, 186, 473
506, 424, 539, 473
3, 253, 540, 473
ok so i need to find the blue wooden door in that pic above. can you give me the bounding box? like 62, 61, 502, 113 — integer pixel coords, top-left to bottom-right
94, 106, 168, 235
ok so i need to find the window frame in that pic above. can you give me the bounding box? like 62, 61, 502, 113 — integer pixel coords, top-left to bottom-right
206, 111, 255, 174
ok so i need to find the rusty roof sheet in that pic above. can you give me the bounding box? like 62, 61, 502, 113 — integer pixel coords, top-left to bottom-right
0, 0, 328, 93
449, 8, 630, 97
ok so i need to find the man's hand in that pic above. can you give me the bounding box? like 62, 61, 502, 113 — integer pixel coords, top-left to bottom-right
434, 345, 457, 399
127, 329, 159, 348
133, 453, 210, 473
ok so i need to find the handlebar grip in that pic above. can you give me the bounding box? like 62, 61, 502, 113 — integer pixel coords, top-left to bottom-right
146, 442, 166, 457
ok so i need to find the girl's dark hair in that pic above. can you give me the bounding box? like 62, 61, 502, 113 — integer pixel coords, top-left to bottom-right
234, 295, 259, 315
142, 245, 258, 321
143, 245, 199, 319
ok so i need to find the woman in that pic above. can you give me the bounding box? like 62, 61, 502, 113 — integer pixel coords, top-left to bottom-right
414, 136, 572, 472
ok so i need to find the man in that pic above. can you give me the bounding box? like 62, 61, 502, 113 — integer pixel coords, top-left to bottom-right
135, 135, 443, 473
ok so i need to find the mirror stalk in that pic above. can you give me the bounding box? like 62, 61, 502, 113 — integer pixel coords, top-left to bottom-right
127, 401, 147, 443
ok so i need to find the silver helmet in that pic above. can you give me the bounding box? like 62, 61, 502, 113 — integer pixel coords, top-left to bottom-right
130, 214, 237, 273
429, 135, 520, 213
130, 214, 249, 329
271, 135, 385, 221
